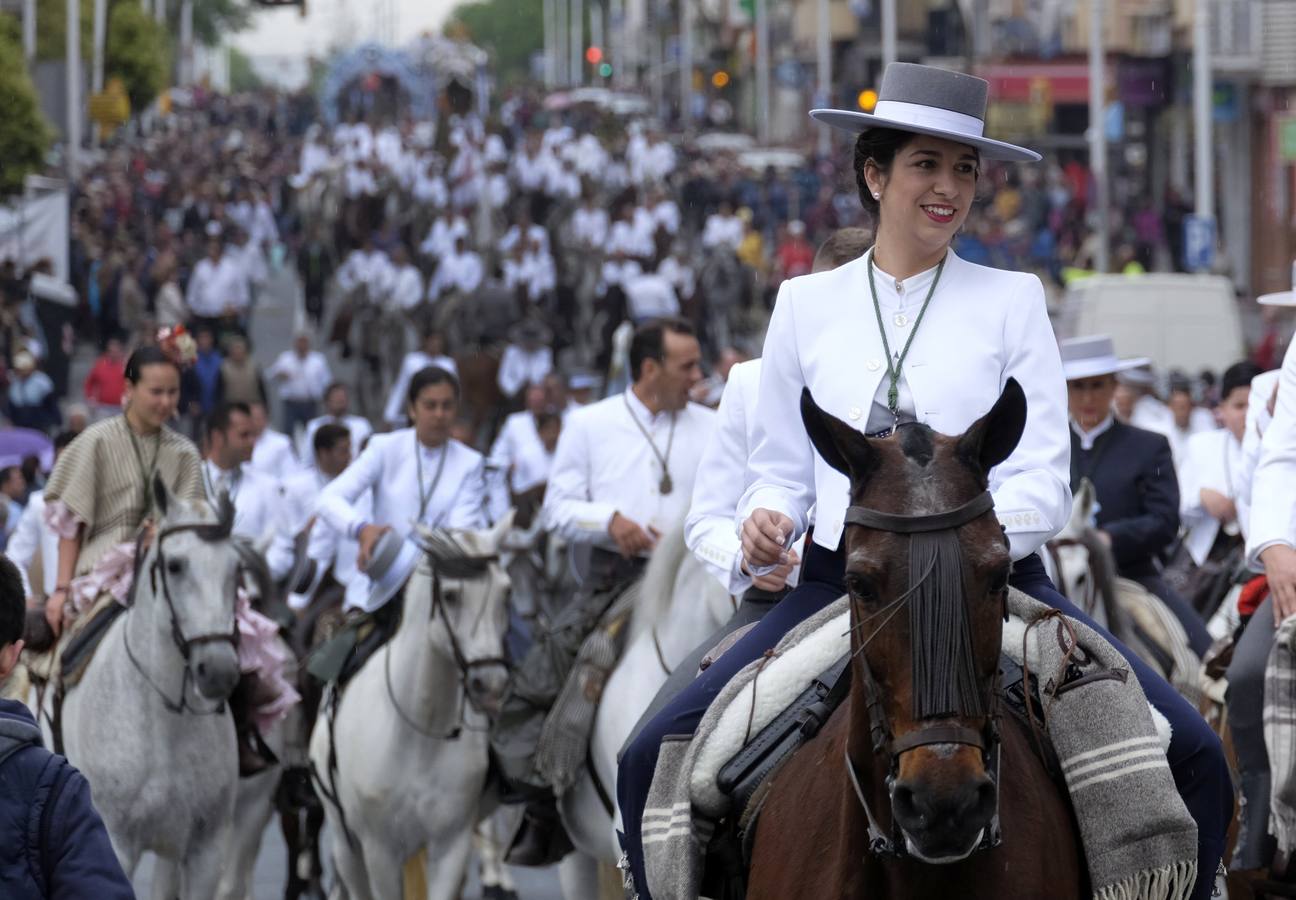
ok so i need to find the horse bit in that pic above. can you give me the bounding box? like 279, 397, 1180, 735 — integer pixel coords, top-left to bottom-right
382, 554, 511, 741
122, 518, 242, 716
840, 489, 1005, 859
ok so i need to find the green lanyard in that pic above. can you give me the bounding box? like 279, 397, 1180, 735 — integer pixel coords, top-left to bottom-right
867, 250, 947, 421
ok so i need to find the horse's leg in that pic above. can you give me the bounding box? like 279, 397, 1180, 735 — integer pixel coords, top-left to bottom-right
215, 766, 279, 900
150, 857, 181, 900
329, 832, 374, 900
422, 829, 474, 900
474, 817, 516, 897
358, 838, 405, 900
558, 852, 602, 900
181, 834, 232, 900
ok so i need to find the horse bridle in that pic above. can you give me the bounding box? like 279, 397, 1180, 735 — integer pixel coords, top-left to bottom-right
382, 553, 511, 741
122, 519, 241, 716
840, 490, 1004, 859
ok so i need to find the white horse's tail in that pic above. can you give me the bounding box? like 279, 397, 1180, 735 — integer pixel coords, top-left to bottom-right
627, 522, 692, 646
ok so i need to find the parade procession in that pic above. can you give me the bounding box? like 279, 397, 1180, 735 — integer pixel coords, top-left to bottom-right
7, 0, 1296, 898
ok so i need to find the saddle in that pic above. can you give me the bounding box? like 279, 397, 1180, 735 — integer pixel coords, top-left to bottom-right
303, 591, 404, 688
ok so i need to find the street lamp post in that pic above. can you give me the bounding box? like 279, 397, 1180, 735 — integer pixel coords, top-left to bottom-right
1193, 0, 1214, 227
755, 0, 770, 143
881, 0, 896, 69
66, 0, 80, 179
22, 0, 35, 63
680, 0, 694, 126
816, 0, 831, 157
1088, 0, 1110, 273
570, 0, 583, 88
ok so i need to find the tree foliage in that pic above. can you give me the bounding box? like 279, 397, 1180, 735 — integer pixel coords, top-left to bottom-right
0, 14, 55, 198
190, 0, 252, 48
107, 1, 169, 109
447, 0, 543, 84
229, 46, 261, 92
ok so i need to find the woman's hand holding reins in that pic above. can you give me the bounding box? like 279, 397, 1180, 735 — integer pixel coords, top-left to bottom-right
742, 508, 795, 571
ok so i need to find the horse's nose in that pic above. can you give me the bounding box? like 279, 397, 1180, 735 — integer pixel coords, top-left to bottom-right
892, 775, 996, 860
191, 644, 241, 701
467, 667, 510, 714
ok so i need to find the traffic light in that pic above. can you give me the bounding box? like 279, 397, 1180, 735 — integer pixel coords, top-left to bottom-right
857, 88, 878, 112
598, 62, 613, 78
585, 46, 603, 65
712, 70, 730, 89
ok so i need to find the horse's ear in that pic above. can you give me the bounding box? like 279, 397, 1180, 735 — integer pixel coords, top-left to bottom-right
1076, 478, 1096, 520
800, 388, 877, 482
956, 377, 1027, 476
152, 474, 169, 518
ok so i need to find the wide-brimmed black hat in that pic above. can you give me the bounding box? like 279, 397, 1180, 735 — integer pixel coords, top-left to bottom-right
811, 62, 1040, 163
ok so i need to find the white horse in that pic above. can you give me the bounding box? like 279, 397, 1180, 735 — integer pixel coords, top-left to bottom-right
59, 480, 244, 899
1046, 478, 1202, 701
557, 525, 735, 896
310, 517, 514, 900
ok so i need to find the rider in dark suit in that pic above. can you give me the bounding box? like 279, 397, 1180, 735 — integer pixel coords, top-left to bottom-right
1064, 336, 1212, 655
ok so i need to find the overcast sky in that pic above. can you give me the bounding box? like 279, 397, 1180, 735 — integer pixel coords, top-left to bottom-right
234, 0, 462, 86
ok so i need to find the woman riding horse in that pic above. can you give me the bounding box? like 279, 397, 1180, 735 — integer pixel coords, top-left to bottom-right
41, 340, 293, 772
617, 62, 1232, 899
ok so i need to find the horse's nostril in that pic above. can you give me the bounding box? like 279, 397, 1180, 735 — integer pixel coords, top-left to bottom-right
892, 784, 919, 823
470, 677, 486, 695
195, 662, 208, 679
973, 781, 996, 819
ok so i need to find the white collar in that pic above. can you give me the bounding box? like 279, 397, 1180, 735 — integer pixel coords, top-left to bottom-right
1070, 414, 1115, 451
625, 386, 673, 425
865, 247, 947, 299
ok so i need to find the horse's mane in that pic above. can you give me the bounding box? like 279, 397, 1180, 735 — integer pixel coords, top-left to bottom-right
415, 528, 494, 580
627, 521, 693, 645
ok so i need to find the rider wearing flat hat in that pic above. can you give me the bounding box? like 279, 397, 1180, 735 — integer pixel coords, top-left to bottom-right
617, 62, 1231, 900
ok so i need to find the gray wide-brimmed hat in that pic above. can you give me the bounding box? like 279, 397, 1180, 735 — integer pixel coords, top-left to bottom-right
811, 62, 1041, 163
365, 528, 421, 611
1059, 335, 1152, 381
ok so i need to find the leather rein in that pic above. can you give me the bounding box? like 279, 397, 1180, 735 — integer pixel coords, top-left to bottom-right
122, 519, 242, 716
841, 490, 1004, 859
382, 554, 511, 741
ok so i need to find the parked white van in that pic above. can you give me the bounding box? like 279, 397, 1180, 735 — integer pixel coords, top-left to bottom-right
1053, 274, 1244, 374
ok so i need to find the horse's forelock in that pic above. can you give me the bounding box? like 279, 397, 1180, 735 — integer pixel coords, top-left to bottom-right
418, 529, 493, 580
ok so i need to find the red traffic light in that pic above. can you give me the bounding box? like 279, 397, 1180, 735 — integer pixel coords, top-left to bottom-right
585, 46, 603, 65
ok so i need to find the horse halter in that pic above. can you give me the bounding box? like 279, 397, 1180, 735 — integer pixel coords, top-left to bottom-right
841, 489, 1004, 860
382, 551, 511, 741
123, 518, 241, 716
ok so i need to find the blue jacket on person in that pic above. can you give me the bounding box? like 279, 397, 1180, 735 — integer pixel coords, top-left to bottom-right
0, 698, 134, 899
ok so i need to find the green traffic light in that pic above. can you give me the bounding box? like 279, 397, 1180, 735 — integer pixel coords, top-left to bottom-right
599, 62, 613, 77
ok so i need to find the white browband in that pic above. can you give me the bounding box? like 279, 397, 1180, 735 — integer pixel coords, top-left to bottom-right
872, 100, 986, 139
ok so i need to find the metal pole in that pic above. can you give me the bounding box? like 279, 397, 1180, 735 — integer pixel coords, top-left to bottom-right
65, 0, 80, 179
816, 0, 831, 157
755, 0, 770, 143
881, 0, 896, 69
542, 0, 555, 88
1088, 0, 1110, 272
1193, 0, 1213, 221
680, 0, 693, 124
591, 2, 604, 75
555, 0, 567, 86
155, 0, 166, 25
22, 0, 36, 62
652, 15, 663, 118
92, 0, 107, 93
179, 0, 193, 85
610, 0, 624, 89
570, 0, 583, 88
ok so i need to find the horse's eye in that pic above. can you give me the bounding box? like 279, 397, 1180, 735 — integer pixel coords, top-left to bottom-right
845, 573, 878, 603
167, 558, 184, 575
442, 590, 460, 605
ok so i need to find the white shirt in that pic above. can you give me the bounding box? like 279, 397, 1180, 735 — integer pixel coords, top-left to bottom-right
489, 411, 552, 493
497, 344, 553, 397
572, 207, 609, 247
512, 150, 554, 192
652, 200, 681, 235
685, 360, 762, 594
431, 250, 484, 297
608, 220, 653, 259
202, 460, 280, 545
250, 428, 298, 478
267, 350, 332, 403
186, 256, 250, 317
344, 165, 378, 198
739, 249, 1072, 560
413, 170, 448, 207
266, 467, 325, 586
1247, 339, 1296, 566
657, 256, 695, 300
1071, 414, 1116, 452
544, 389, 715, 552
499, 223, 549, 257
300, 413, 373, 464
624, 272, 680, 322
336, 249, 394, 296
419, 217, 471, 260
7, 490, 56, 599
702, 215, 744, 251
503, 252, 555, 303
316, 431, 487, 541
384, 352, 459, 426
1179, 428, 1243, 567
1237, 368, 1281, 539
387, 264, 425, 312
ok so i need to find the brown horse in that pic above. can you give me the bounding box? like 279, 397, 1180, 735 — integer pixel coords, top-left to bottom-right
746, 379, 1085, 900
